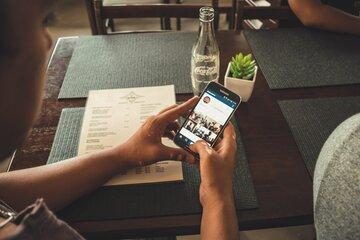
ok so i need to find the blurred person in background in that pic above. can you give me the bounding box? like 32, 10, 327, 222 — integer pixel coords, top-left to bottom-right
288, 0, 360, 35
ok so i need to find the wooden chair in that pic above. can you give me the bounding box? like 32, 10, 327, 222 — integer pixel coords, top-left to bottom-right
85, 0, 99, 35
174, 0, 237, 30
88, 0, 223, 35
163, 0, 220, 31
235, 0, 301, 30
104, 0, 168, 32
85, 0, 173, 34
355, 0, 360, 16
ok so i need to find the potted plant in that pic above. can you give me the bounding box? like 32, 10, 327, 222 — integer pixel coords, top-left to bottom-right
224, 53, 258, 102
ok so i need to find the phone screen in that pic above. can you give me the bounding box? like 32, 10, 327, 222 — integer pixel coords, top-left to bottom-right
175, 85, 239, 148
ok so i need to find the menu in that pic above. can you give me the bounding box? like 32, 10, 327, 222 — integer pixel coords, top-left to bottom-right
78, 85, 183, 186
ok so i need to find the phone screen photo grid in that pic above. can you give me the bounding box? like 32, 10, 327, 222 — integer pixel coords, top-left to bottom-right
184, 109, 223, 144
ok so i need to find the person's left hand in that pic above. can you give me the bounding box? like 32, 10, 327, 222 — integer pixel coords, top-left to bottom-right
113, 96, 199, 168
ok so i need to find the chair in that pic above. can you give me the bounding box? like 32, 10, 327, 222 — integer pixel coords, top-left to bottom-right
85, 0, 173, 34
355, 0, 360, 16
88, 0, 222, 35
235, 0, 301, 30
174, 0, 237, 30
85, 0, 99, 34
104, 0, 168, 32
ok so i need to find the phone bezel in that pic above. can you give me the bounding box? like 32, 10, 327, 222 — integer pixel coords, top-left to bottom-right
173, 82, 241, 156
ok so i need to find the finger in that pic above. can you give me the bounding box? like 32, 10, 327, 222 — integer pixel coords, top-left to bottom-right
213, 135, 223, 148
188, 140, 214, 158
163, 121, 180, 139
157, 96, 199, 125
159, 104, 192, 119
212, 123, 236, 151
223, 122, 236, 140
223, 123, 237, 144
165, 121, 180, 133
181, 109, 192, 119
158, 104, 178, 115
157, 102, 193, 125
221, 123, 237, 153
163, 131, 176, 140
158, 146, 196, 164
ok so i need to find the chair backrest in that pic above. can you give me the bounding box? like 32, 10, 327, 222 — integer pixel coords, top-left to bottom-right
235, 0, 301, 30
90, 0, 221, 35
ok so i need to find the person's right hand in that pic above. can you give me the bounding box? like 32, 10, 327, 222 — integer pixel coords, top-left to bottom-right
112, 97, 199, 169
189, 123, 237, 207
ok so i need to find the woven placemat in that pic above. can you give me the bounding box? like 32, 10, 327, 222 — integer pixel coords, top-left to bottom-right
58, 32, 197, 99
244, 28, 360, 89
48, 108, 258, 221
278, 96, 360, 177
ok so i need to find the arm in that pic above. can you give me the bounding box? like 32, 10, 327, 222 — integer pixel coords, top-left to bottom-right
288, 0, 360, 35
0, 148, 126, 211
201, 197, 239, 240
0, 97, 198, 211
190, 124, 240, 240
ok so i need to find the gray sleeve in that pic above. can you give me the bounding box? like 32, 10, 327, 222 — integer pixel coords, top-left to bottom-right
314, 113, 360, 240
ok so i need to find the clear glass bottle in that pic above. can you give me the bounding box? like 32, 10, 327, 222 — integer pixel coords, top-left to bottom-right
191, 6, 220, 95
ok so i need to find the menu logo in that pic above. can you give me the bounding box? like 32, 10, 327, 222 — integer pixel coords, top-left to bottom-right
121, 91, 143, 103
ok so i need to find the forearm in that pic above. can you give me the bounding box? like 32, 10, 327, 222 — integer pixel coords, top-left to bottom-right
308, 5, 360, 35
289, 0, 360, 35
0, 145, 131, 211
201, 195, 240, 240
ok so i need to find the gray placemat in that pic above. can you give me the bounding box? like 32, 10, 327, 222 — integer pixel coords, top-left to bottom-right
48, 108, 258, 221
278, 96, 360, 177
244, 28, 360, 89
59, 32, 197, 99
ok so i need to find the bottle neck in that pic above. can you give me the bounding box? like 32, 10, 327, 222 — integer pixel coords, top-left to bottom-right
198, 20, 215, 40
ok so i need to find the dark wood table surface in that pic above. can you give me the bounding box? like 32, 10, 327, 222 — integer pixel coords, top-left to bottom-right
10, 30, 360, 239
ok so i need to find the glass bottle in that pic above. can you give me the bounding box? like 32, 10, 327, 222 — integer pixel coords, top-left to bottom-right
191, 6, 220, 95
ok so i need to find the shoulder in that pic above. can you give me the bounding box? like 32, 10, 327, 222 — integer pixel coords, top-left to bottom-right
314, 113, 360, 240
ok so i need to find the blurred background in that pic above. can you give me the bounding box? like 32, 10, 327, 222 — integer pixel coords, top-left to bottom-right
47, 0, 233, 43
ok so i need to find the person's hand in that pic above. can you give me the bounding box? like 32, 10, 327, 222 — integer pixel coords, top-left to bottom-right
113, 97, 199, 168
189, 123, 237, 207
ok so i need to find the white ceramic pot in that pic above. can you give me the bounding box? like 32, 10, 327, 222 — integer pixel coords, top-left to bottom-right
224, 62, 257, 102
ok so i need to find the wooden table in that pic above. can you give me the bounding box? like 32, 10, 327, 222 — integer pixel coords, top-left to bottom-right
10, 31, 360, 239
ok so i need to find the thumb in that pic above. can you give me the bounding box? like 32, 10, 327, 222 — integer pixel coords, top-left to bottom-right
158, 146, 196, 164
189, 140, 212, 159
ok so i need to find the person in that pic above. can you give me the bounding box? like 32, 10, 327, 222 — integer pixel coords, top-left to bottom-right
313, 113, 360, 240
0, 1, 240, 239
203, 96, 211, 104
287, 0, 360, 35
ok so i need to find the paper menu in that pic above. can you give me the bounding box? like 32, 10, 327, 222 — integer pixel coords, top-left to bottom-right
77, 85, 183, 186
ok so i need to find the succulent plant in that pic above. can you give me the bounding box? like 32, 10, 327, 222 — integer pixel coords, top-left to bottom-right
230, 53, 256, 80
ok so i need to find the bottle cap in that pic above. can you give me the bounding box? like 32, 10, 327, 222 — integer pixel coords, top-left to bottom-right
199, 6, 215, 22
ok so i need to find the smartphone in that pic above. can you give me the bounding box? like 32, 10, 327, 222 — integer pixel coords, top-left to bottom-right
174, 82, 241, 156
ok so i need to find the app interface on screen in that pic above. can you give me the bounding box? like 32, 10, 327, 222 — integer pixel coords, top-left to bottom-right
178, 89, 237, 147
